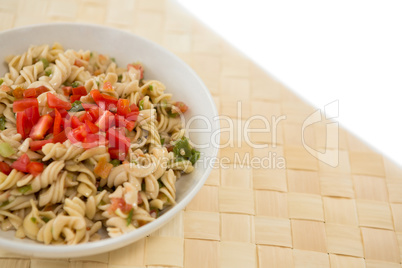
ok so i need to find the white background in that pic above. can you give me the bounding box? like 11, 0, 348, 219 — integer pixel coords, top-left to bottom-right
178, 0, 402, 166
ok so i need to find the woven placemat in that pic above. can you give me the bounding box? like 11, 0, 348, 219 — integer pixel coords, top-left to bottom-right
1, 0, 402, 267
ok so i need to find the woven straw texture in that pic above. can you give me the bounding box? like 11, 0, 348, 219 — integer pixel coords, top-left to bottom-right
1, 0, 402, 267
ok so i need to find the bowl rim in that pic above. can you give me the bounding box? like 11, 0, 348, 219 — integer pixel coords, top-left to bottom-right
0, 22, 220, 257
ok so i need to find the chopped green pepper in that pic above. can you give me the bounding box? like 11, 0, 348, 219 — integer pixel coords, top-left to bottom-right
189, 149, 200, 165
0, 200, 10, 208
45, 69, 52, 76
71, 81, 80, 88
40, 58, 49, 69
126, 208, 133, 226
173, 137, 200, 165
139, 99, 144, 110
149, 84, 153, 91
69, 101, 84, 112
110, 159, 120, 167
17, 185, 32, 194
0, 116, 6, 130
0, 142, 15, 157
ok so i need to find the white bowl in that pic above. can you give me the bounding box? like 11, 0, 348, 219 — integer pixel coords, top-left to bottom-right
0, 23, 219, 258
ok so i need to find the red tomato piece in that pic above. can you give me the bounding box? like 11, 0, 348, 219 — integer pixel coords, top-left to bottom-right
96, 110, 115, 131
47, 93, 72, 110
25, 106, 40, 126
0, 162, 11, 175
82, 103, 98, 111
117, 99, 130, 116
74, 59, 84, 67
71, 125, 87, 142
53, 109, 62, 136
114, 114, 127, 128
90, 90, 118, 111
82, 133, 108, 149
106, 127, 130, 152
70, 95, 81, 103
13, 98, 39, 113
125, 120, 135, 132
16, 112, 31, 139
72, 86, 87, 96
78, 112, 93, 123
108, 147, 127, 161
11, 153, 30, 173
108, 198, 132, 214
70, 116, 83, 129
27, 162, 44, 176
12, 87, 25, 99
29, 114, 54, 140
30, 139, 53, 151
53, 130, 67, 144
62, 86, 72, 96
85, 120, 100, 134
23, 86, 48, 98
175, 101, 188, 113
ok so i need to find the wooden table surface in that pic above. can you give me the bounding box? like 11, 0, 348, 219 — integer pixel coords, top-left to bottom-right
1, 0, 402, 267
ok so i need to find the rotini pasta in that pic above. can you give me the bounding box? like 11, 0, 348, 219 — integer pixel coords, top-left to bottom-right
0, 43, 200, 244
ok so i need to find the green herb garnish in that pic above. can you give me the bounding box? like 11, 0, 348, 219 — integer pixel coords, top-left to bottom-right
0, 200, 10, 208
40, 58, 49, 69
0, 116, 6, 130
45, 69, 52, 76
111, 57, 116, 63
41, 217, 50, 223
158, 179, 163, 189
126, 208, 133, 226
149, 84, 153, 91
118, 74, 122, 82
172, 137, 200, 165
69, 101, 84, 112
160, 138, 165, 145
90, 52, 93, 57
0, 79, 3, 85
141, 181, 145, 191
139, 100, 144, 110
110, 159, 120, 167
71, 81, 80, 88
30, 217, 37, 223
17, 185, 32, 194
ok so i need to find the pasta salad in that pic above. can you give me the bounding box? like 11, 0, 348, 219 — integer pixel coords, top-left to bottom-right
0, 43, 199, 244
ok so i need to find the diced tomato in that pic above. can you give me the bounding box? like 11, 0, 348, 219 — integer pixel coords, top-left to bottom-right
117, 98, 130, 116
72, 125, 87, 142
74, 59, 84, 67
58, 109, 68, 118
25, 106, 40, 126
106, 127, 130, 152
88, 108, 101, 121
90, 90, 118, 111
114, 114, 126, 128
125, 120, 135, 132
0, 162, 11, 175
175, 101, 188, 113
47, 93, 72, 110
95, 110, 114, 131
17, 112, 31, 139
29, 114, 53, 140
13, 98, 38, 113
11, 153, 30, 173
82, 133, 108, 149
70, 95, 81, 103
62, 86, 73, 96
69, 116, 83, 129
0, 84, 11, 93
53, 130, 67, 144
23, 86, 48, 98
53, 109, 62, 136
109, 198, 133, 214
127, 63, 144, 80
109, 148, 127, 161
72, 86, 87, 96
85, 120, 99, 134
27, 162, 44, 176
126, 103, 139, 122
103, 81, 113, 91
30, 139, 53, 151
82, 103, 98, 111
12, 87, 25, 99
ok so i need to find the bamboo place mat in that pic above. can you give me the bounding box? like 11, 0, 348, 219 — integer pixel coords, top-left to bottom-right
1, 0, 402, 267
